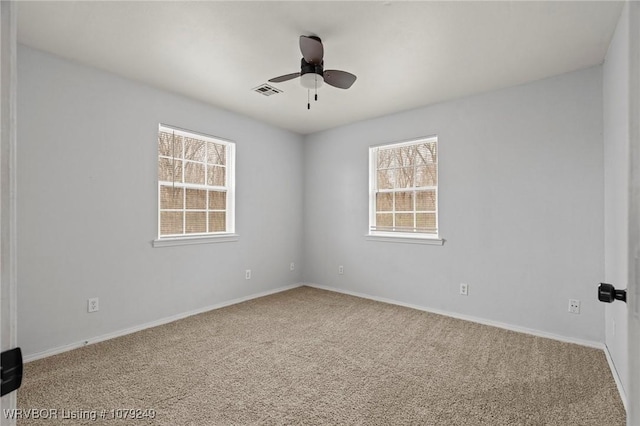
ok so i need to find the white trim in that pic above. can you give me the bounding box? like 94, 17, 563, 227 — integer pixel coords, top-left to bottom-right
376, 186, 437, 192
152, 233, 239, 247
370, 134, 439, 150
24, 283, 303, 363
303, 284, 631, 405
369, 136, 439, 238
158, 181, 227, 191
157, 125, 236, 238
226, 142, 236, 233
366, 234, 444, 245
303, 283, 603, 349
604, 343, 628, 412
0, 1, 18, 420
23, 281, 627, 411
158, 123, 235, 145
323, 279, 639, 410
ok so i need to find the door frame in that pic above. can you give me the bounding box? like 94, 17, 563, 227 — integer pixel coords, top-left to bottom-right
628, 1, 639, 425
0, 0, 18, 423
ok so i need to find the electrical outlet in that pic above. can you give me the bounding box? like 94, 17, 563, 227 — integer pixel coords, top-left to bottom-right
338, 265, 344, 275
87, 298, 99, 313
290, 262, 295, 271
245, 269, 251, 280
460, 283, 468, 296
568, 299, 580, 314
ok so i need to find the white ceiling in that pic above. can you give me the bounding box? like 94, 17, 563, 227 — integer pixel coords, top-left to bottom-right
17, 1, 623, 135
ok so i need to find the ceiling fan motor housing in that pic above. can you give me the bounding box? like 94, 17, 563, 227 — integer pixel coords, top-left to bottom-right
300, 58, 324, 88
300, 58, 323, 76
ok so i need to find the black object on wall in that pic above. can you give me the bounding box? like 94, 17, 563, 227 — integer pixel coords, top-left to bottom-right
598, 283, 627, 303
1, 347, 23, 396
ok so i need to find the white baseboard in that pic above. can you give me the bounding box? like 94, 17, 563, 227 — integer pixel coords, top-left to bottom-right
24, 283, 303, 363
26, 281, 626, 413
604, 343, 628, 412
304, 283, 634, 407
303, 283, 604, 349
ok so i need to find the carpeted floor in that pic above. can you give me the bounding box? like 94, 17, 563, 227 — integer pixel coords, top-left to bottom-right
17, 286, 625, 425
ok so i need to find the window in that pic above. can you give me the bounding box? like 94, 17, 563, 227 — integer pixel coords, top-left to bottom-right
369, 136, 439, 240
157, 125, 235, 240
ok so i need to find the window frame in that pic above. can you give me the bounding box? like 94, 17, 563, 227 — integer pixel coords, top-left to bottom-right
153, 124, 237, 247
367, 136, 443, 245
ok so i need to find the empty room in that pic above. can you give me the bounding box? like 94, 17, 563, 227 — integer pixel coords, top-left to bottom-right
1, 1, 639, 425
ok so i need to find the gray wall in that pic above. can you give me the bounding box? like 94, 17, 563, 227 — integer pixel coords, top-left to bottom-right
18, 44, 610, 358
17, 46, 304, 357
603, 2, 630, 398
303, 66, 605, 343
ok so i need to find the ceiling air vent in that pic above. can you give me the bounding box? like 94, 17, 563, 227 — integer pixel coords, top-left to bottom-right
252, 84, 283, 96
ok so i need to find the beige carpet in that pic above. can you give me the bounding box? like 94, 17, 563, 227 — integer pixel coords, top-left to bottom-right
17, 286, 625, 425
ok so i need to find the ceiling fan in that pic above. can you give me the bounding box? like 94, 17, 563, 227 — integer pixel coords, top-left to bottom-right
269, 35, 357, 109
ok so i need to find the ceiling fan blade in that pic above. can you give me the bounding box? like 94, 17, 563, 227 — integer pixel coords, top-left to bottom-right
323, 70, 357, 89
300, 35, 324, 64
268, 72, 301, 83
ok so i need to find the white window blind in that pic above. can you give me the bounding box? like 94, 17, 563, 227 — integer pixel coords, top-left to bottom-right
369, 137, 438, 237
157, 125, 235, 238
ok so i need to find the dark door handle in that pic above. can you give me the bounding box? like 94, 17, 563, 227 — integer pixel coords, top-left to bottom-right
1, 347, 23, 396
598, 283, 627, 303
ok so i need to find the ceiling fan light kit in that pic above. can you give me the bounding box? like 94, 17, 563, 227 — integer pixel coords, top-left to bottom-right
269, 35, 357, 109
300, 71, 323, 89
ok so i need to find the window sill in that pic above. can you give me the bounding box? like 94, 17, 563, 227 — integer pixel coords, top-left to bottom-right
365, 233, 444, 245
153, 234, 239, 248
